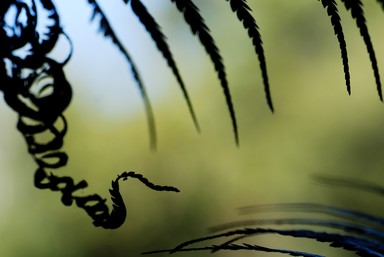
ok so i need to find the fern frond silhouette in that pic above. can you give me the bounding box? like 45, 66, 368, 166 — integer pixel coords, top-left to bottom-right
87, 0, 157, 148
320, 0, 351, 94
129, 0, 199, 132
1, 1, 384, 255
146, 178, 384, 256
170, 0, 240, 144
227, 0, 274, 111
341, 0, 382, 100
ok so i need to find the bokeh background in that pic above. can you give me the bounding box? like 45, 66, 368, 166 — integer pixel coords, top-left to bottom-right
1, 0, 384, 256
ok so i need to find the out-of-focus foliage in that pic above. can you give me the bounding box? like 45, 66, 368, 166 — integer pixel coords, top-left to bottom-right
1, 0, 384, 256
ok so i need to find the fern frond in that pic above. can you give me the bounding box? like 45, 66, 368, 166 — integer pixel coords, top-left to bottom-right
118, 171, 180, 192
101, 171, 179, 229
104, 175, 126, 229
144, 227, 382, 256
210, 218, 384, 240
146, 242, 322, 256
226, 0, 274, 111
219, 243, 323, 257
171, 0, 239, 145
85, 0, 156, 149
147, 174, 384, 256
129, 0, 200, 132
319, 0, 351, 94
341, 0, 383, 100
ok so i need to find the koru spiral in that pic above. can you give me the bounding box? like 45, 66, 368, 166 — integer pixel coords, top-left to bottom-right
0, 0, 179, 229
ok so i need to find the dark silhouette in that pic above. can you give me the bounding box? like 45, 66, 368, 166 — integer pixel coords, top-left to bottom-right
1, 0, 384, 255
0, 0, 178, 230
145, 178, 384, 256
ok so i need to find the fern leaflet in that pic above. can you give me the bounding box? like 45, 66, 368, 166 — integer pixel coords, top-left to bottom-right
320, 0, 351, 95
341, 0, 383, 100
86, 0, 157, 148
226, 0, 274, 111
129, 0, 200, 132
171, 0, 239, 145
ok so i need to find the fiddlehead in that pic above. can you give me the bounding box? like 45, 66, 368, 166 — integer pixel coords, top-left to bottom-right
1, 0, 179, 229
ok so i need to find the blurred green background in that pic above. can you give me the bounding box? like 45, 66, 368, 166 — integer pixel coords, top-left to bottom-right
1, 0, 384, 256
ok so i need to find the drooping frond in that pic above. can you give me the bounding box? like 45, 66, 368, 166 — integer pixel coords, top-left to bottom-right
226, 0, 274, 111
341, 0, 383, 100
170, 0, 239, 145
319, 0, 351, 94
85, 0, 157, 149
129, 0, 200, 132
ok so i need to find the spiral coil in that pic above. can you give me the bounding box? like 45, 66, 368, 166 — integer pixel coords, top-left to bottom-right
1, 0, 179, 229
